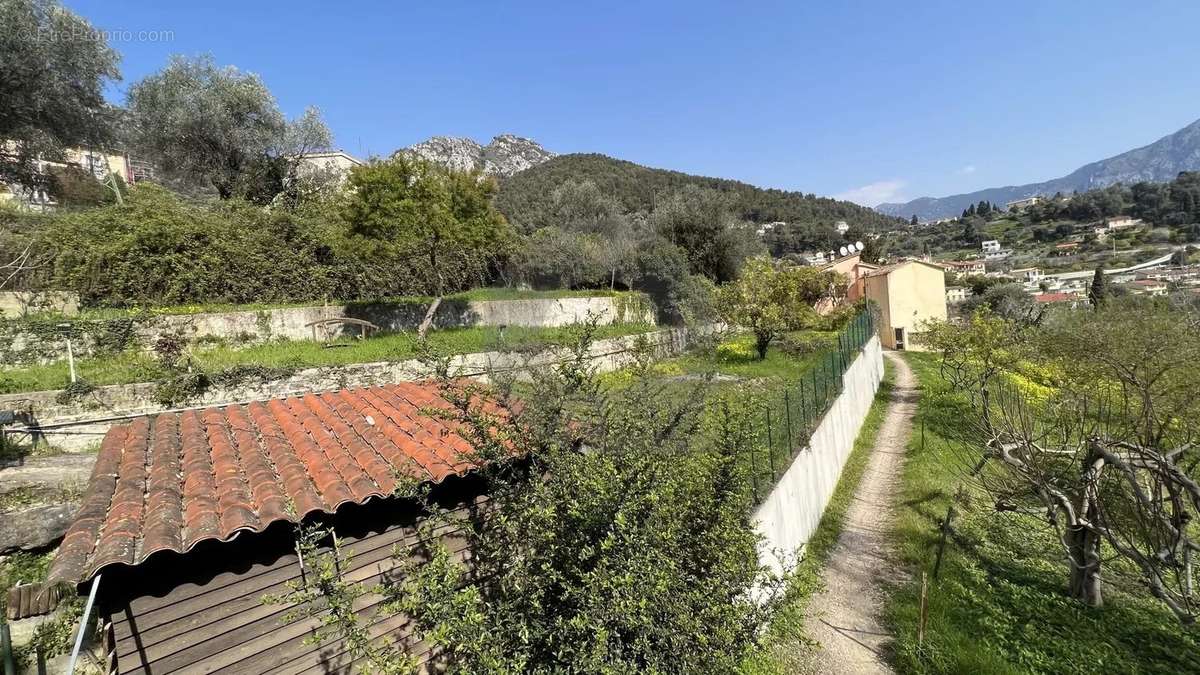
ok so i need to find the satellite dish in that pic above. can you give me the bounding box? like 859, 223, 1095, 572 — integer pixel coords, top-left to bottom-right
839, 246, 848, 257
856, 241, 864, 251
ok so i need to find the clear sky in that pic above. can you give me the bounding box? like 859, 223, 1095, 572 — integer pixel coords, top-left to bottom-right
66, 0, 1200, 206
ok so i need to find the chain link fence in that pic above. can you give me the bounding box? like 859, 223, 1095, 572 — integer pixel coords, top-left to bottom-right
743, 309, 876, 504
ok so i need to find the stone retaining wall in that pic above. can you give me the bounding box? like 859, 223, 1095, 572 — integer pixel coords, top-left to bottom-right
0, 328, 689, 452
0, 295, 656, 365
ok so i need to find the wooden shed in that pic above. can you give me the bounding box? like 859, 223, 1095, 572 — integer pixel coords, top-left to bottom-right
43, 382, 496, 674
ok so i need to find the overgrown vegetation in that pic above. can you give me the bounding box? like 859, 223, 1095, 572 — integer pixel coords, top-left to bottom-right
886, 353, 1200, 674
274, 322, 788, 672
920, 301, 1200, 621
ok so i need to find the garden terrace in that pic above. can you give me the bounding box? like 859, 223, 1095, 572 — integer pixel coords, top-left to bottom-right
0, 323, 657, 395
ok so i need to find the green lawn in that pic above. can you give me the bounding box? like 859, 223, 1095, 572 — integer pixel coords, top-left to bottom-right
884, 353, 1200, 675
0, 323, 658, 394
742, 359, 896, 674
659, 330, 839, 382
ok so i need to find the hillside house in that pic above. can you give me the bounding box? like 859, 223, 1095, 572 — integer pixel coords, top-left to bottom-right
293, 150, 363, 185
26, 382, 498, 674
945, 286, 969, 304
818, 252, 879, 312
1104, 216, 1141, 231
981, 240, 1002, 253
756, 221, 785, 236
0, 145, 154, 208
834, 220, 850, 234
1054, 241, 1080, 256
862, 260, 947, 350
1010, 267, 1043, 283
938, 259, 987, 277
1127, 278, 1169, 296
1005, 196, 1042, 211
1034, 292, 1079, 305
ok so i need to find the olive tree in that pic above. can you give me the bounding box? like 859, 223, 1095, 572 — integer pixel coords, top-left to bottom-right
926, 302, 1200, 621
343, 156, 513, 335
0, 0, 120, 190
650, 186, 763, 283
716, 256, 842, 359
127, 54, 331, 201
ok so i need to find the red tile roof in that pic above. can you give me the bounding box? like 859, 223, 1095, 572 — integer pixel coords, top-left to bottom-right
1034, 292, 1075, 303
48, 382, 498, 585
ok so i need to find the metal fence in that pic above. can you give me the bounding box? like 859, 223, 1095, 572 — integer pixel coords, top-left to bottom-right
744, 309, 876, 504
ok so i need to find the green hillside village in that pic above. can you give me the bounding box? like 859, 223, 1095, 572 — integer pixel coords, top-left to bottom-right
1, 1, 1199, 674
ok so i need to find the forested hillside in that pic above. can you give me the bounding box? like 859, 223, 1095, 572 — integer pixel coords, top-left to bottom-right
495, 153, 904, 232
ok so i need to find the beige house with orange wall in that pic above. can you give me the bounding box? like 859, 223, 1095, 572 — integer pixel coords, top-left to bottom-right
862, 260, 947, 350
816, 252, 879, 313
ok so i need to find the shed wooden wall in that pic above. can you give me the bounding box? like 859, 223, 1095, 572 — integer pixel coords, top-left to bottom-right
94, 481, 485, 674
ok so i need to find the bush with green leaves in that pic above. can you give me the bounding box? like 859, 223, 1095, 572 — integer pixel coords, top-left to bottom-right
278, 324, 785, 673
39, 183, 438, 306
716, 257, 842, 359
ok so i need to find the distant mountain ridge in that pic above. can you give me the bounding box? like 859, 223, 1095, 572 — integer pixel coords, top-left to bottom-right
877, 117, 1200, 220
395, 134, 555, 177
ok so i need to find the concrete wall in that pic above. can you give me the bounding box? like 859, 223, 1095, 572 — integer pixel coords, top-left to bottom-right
752, 336, 885, 576
156, 295, 655, 343
0, 295, 656, 365
0, 328, 691, 452
0, 291, 79, 318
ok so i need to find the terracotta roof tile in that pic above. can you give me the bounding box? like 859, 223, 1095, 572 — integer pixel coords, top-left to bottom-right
47, 381, 500, 586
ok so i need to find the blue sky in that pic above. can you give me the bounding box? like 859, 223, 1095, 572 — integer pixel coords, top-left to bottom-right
68, 0, 1200, 206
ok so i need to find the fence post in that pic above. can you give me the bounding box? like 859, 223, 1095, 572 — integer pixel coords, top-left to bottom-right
810, 369, 820, 419
799, 381, 809, 432
918, 571, 929, 646
749, 437, 759, 501
765, 406, 775, 479
784, 390, 794, 457
1, 620, 14, 675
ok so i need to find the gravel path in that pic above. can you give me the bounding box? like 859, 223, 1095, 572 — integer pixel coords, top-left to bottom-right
802, 351, 917, 674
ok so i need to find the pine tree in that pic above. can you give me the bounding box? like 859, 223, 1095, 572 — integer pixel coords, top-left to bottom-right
910, 214, 919, 226
1088, 267, 1108, 309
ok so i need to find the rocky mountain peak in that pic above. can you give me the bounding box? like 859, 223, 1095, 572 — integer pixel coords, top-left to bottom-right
395, 134, 555, 177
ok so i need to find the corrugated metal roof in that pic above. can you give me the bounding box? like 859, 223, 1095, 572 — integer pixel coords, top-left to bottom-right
47, 382, 499, 586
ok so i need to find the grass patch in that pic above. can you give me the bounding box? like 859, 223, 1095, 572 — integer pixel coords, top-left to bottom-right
741, 357, 896, 674
884, 353, 1200, 675
0, 323, 658, 394
663, 330, 838, 382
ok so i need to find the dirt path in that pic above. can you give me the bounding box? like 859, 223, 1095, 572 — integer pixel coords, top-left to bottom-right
802, 351, 917, 674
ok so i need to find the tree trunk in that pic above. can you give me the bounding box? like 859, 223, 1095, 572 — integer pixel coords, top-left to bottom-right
417, 296, 442, 339
418, 241, 443, 340
755, 333, 771, 360
1067, 523, 1103, 607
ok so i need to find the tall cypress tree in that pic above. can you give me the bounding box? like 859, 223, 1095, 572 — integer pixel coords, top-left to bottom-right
1088, 267, 1108, 309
